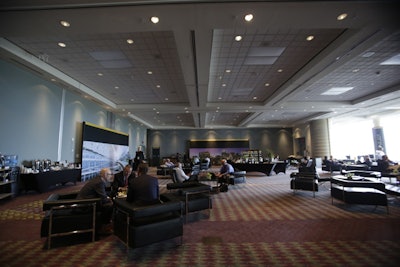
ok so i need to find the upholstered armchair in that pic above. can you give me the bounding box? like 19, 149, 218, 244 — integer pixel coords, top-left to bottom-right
113, 198, 183, 249
40, 192, 102, 249
290, 167, 319, 197
228, 171, 247, 185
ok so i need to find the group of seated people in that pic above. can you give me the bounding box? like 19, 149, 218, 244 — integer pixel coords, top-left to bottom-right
322, 153, 398, 174
76, 163, 160, 235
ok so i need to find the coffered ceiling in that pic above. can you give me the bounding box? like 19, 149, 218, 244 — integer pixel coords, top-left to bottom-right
1, 0, 399, 129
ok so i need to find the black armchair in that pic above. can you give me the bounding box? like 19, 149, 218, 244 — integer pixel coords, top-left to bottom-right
40, 192, 102, 249
290, 166, 319, 197
113, 198, 183, 249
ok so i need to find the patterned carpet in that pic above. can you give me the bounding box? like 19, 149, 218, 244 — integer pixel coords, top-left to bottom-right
1, 169, 400, 266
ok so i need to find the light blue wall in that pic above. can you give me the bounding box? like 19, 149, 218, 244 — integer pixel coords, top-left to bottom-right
0, 59, 147, 165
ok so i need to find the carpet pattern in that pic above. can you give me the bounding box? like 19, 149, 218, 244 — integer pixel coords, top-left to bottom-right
1, 169, 400, 266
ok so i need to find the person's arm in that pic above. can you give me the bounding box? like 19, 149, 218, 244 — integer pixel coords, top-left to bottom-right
95, 182, 111, 204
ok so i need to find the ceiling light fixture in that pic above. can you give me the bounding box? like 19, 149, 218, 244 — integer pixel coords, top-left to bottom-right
306, 35, 314, 41
235, 35, 242, 41
151, 16, 159, 24
337, 13, 348, 21
244, 14, 253, 22
60, 20, 70, 27
147, 71, 153, 75
322, 87, 354, 95
97, 72, 103, 76
126, 39, 134, 44
58, 42, 66, 48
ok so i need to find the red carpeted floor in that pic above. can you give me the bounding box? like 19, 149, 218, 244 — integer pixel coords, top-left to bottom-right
1, 168, 400, 266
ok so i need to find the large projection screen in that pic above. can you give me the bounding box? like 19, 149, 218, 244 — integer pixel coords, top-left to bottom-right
81, 122, 129, 181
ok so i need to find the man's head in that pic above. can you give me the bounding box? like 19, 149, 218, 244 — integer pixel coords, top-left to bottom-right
221, 159, 227, 165
137, 163, 149, 175
100, 168, 114, 183
123, 165, 133, 177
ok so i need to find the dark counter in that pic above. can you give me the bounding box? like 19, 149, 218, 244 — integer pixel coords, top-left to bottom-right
20, 168, 81, 193
232, 162, 286, 176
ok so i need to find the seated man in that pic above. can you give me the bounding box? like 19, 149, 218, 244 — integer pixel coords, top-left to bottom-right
173, 167, 198, 183
216, 159, 234, 185
77, 167, 114, 234
127, 163, 160, 205
110, 164, 135, 198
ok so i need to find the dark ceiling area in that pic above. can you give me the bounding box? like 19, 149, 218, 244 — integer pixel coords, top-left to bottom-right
1, 0, 399, 129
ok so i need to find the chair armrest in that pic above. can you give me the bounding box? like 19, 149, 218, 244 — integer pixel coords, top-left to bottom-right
43, 198, 101, 211
114, 198, 182, 219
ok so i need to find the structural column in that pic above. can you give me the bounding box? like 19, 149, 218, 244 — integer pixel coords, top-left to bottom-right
310, 119, 331, 158
372, 117, 386, 158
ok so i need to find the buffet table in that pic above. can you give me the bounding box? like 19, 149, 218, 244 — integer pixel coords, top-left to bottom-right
20, 168, 81, 193
232, 162, 286, 176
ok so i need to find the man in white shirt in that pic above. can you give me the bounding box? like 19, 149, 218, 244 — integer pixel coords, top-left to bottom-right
174, 167, 190, 182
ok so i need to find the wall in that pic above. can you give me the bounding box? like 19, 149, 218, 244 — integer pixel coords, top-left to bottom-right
147, 127, 293, 163
0, 59, 147, 165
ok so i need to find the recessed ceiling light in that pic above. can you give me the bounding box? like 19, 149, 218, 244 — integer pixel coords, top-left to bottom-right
337, 13, 348, 21
222, 83, 226, 87
277, 69, 283, 73
147, 71, 153, 75
58, 42, 66, 48
97, 72, 103, 76
126, 39, 134, 44
244, 14, 253, 22
322, 87, 354, 95
225, 69, 231, 73
60, 20, 70, 27
164, 98, 168, 101
253, 96, 257, 100
264, 83, 270, 86
130, 98, 134, 101
218, 97, 222, 100
114, 86, 119, 89
306, 35, 314, 41
235, 35, 242, 41
151, 16, 159, 24
362, 51, 375, 58
156, 85, 161, 88
380, 53, 400, 65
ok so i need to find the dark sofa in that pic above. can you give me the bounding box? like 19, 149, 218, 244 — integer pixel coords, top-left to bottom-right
113, 198, 183, 249
331, 176, 388, 213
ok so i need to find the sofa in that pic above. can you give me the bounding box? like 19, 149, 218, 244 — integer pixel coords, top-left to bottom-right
113, 198, 183, 249
40, 192, 102, 249
331, 176, 388, 213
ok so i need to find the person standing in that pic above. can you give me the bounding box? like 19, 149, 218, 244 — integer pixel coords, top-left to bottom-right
77, 167, 114, 234
126, 163, 160, 205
